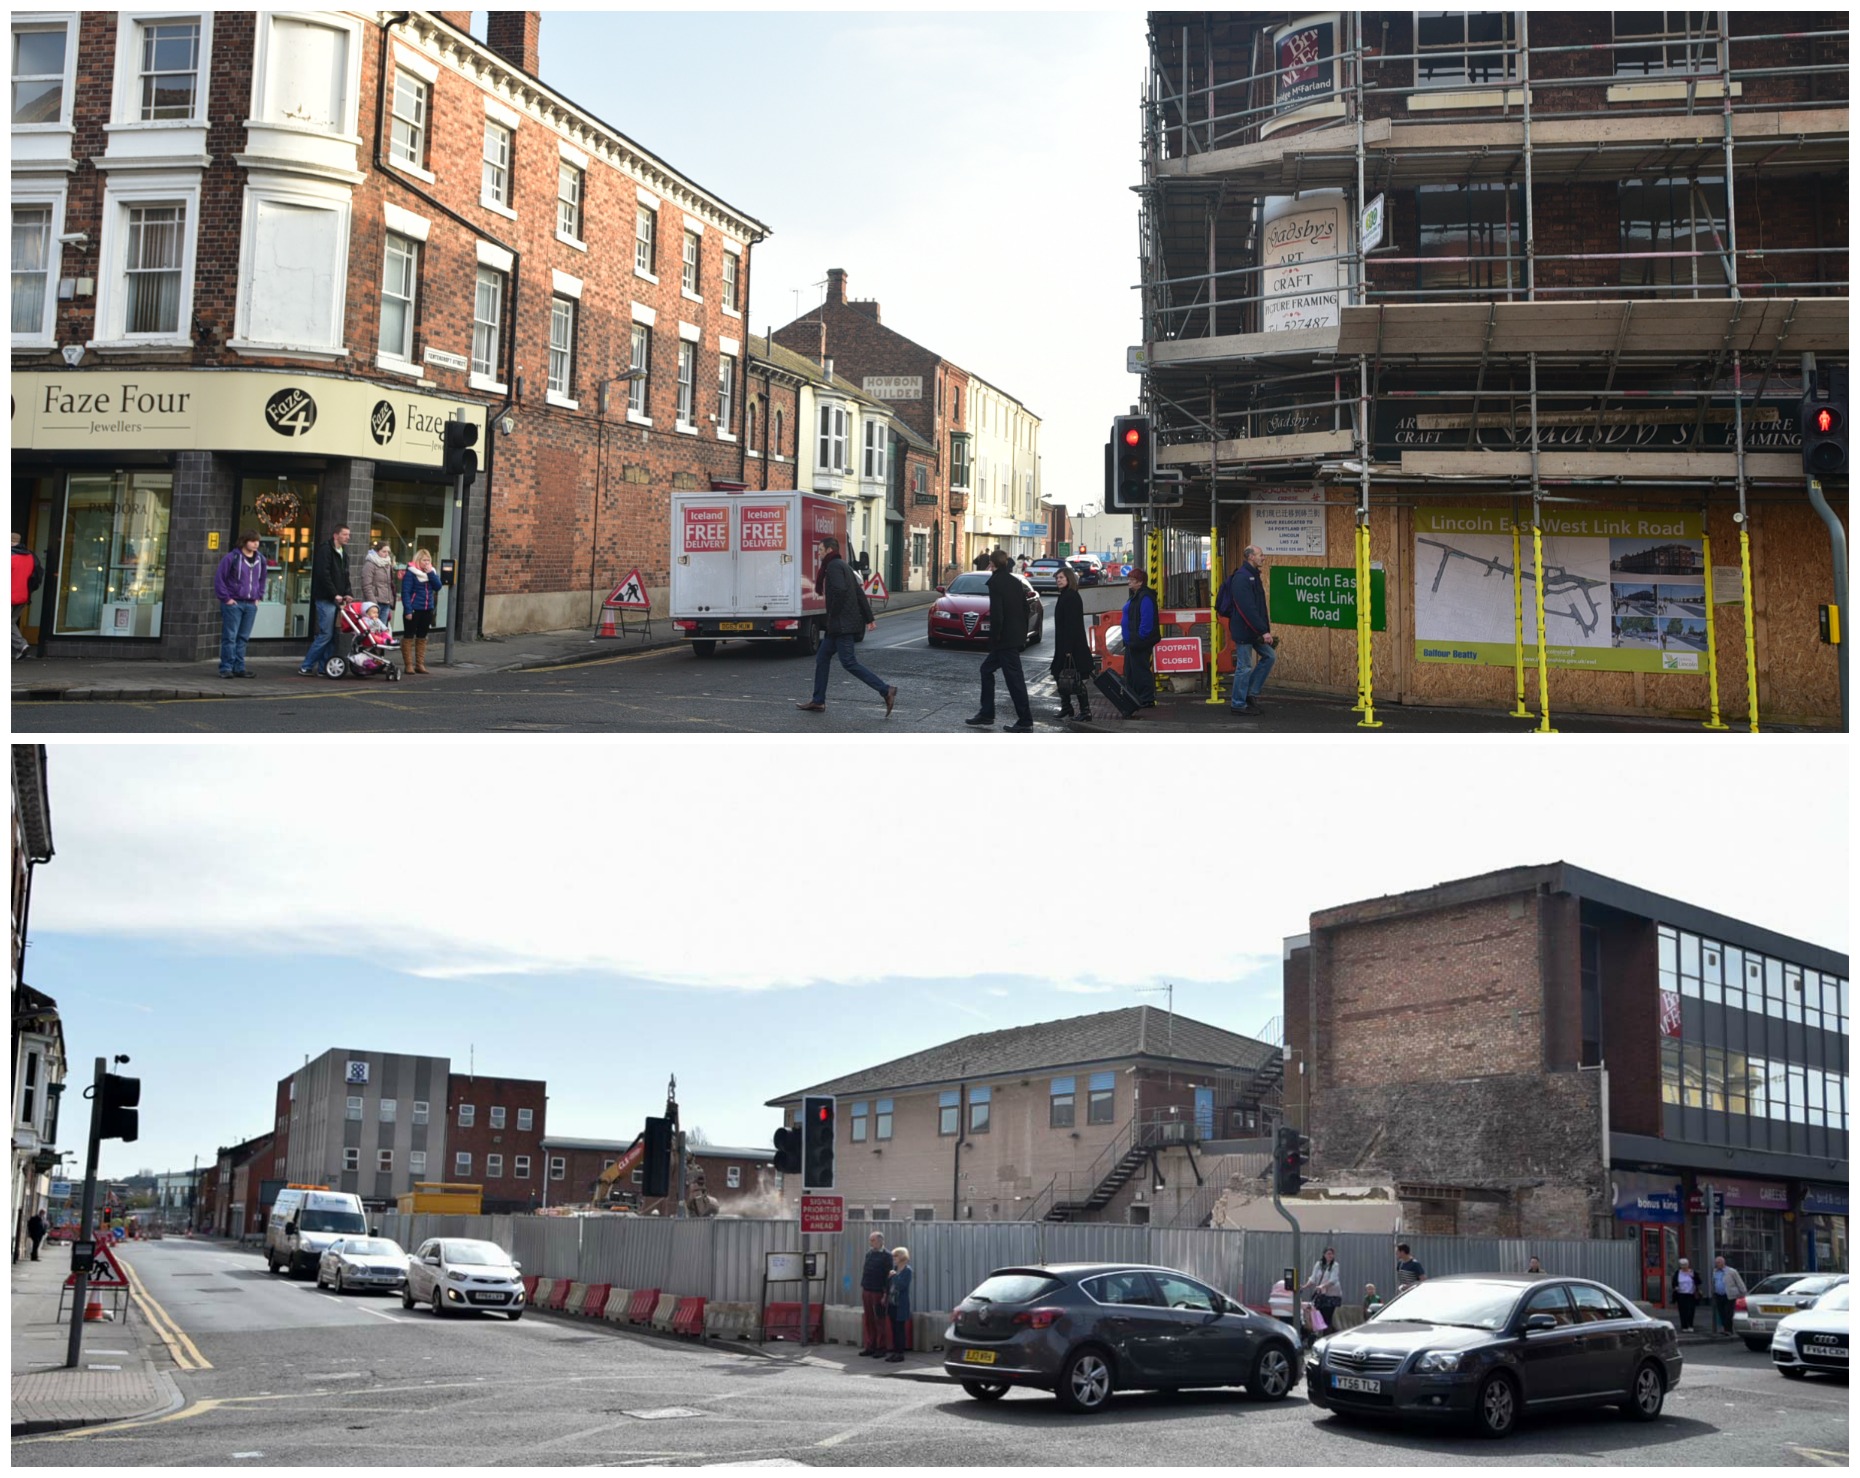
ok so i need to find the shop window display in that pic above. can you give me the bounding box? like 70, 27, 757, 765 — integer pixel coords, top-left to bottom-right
55, 471, 171, 636
238, 476, 318, 639
372, 478, 451, 631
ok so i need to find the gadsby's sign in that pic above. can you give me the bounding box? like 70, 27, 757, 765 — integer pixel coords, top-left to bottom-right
14, 370, 486, 469
1373, 396, 1804, 457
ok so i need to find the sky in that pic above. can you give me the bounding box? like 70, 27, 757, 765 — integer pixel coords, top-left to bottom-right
23, 740, 1849, 1182
538, 9, 1147, 515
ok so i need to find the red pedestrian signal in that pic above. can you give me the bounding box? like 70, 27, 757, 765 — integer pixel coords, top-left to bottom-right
1816, 407, 1837, 435
1801, 370, 1848, 476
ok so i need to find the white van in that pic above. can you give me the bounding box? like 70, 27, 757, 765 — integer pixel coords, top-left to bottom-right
266, 1185, 370, 1278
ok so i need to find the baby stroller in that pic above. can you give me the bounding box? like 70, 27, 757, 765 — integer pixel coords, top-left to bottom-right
318, 600, 401, 681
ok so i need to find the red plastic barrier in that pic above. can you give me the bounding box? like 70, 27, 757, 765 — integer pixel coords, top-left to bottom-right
582, 1283, 611, 1318
761, 1301, 824, 1342
626, 1287, 661, 1323
547, 1281, 573, 1311
670, 1297, 706, 1336
522, 1276, 538, 1303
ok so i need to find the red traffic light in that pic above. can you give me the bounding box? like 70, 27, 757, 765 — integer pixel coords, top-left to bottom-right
1816, 407, 1838, 434
817, 1105, 830, 1121
1123, 426, 1143, 446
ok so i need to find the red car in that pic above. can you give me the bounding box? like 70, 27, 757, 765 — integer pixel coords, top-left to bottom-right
927, 571, 1045, 648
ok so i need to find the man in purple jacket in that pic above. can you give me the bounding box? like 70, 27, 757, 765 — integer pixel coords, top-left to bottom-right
214, 531, 269, 677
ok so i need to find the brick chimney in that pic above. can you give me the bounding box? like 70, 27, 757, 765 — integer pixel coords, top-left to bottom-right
485, 11, 541, 75
826, 267, 848, 304
433, 12, 474, 35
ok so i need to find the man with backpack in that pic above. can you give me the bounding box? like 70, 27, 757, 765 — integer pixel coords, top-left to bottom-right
12, 532, 44, 658
1217, 543, 1277, 714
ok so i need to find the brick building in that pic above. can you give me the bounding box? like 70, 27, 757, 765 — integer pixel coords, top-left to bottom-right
1137, 12, 1847, 724
11, 10, 768, 660
11, 745, 65, 1263
444, 1072, 547, 1214
210, 1130, 274, 1239
769, 1006, 1282, 1225
1284, 862, 1848, 1299
539, 1134, 780, 1216
772, 268, 1043, 589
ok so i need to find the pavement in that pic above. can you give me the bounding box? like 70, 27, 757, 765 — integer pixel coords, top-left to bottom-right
9, 1244, 184, 1436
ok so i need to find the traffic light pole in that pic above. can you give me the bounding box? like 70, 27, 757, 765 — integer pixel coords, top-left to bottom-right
1270, 1175, 1303, 1345
64, 1057, 107, 1369
444, 469, 466, 669
1805, 472, 1848, 732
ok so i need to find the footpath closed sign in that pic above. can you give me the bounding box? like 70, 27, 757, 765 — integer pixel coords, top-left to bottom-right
1154, 636, 1205, 673
801, 1195, 844, 1234
1269, 566, 1386, 630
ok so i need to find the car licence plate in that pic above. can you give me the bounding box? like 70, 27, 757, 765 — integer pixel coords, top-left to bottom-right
1759, 1305, 1792, 1315
719, 622, 753, 631
1333, 1374, 1381, 1394
962, 1349, 997, 1365
1815, 1346, 1848, 1358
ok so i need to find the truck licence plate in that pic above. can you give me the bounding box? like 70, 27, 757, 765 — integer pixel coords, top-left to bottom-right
962, 1349, 997, 1365
1333, 1374, 1381, 1394
720, 622, 753, 631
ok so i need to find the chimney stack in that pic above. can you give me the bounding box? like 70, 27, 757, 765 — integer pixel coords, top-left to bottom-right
485, 11, 541, 75
826, 267, 848, 305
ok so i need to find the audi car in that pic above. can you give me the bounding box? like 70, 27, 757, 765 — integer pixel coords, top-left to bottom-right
402, 1237, 526, 1320
314, 1236, 408, 1296
1735, 1272, 1848, 1350
1305, 1274, 1681, 1438
941, 1262, 1300, 1413
1771, 1282, 1848, 1379
926, 571, 1045, 648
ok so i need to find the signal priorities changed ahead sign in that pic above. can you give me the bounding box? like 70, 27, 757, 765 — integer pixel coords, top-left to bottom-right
801, 1195, 844, 1234
1268, 566, 1386, 630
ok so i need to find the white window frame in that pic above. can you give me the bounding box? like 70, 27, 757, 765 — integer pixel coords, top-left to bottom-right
344, 1095, 363, 1122
547, 290, 577, 408
818, 401, 849, 474
10, 188, 63, 348
1413, 11, 1519, 90
377, 1148, 393, 1172
681, 226, 702, 298
514, 1154, 530, 1179
556, 158, 584, 246
516, 1107, 533, 1132
863, 418, 889, 481
489, 1105, 507, 1130
228, 176, 352, 359
720, 247, 741, 317
454, 1151, 472, 1176
412, 1100, 429, 1125
471, 256, 507, 393
388, 66, 431, 178
110, 12, 211, 129
457, 1102, 476, 1128
12, 13, 79, 135
249, 11, 362, 142
628, 317, 652, 423
481, 118, 514, 215
379, 1098, 397, 1123
634, 199, 658, 280
90, 172, 199, 350
343, 1147, 360, 1171
378, 229, 417, 366
409, 1149, 427, 1176
716, 350, 736, 440
725, 1166, 742, 1189
486, 1153, 503, 1178
676, 337, 697, 431
549, 1156, 566, 1181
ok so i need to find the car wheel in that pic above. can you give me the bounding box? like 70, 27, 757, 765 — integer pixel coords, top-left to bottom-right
401, 1283, 414, 1310
1473, 1372, 1519, 1438
1624, 1361, 1665, 1420
797, 619, 821, 656
506, 1311, 523, 1322
962, 1381, 1010, 1402
690, 640, 716, 659
1743, 1337, 1768, 1352
1055, 1347, 1115, 1414
432, 1288, 446, 1318
1779, 1365, 1807, 1380
1247, 1342, 1295, 1401
927, 635, 942, 648
267, 1251, 278, 1275
334, 1269, 345, 1295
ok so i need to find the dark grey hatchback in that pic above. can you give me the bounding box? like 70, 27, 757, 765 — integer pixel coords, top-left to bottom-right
942, 1263, 1301, 1413
1305, 1274, 1682, 1438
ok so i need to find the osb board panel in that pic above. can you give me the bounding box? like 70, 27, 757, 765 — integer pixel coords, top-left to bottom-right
1748, 493, 1847, 725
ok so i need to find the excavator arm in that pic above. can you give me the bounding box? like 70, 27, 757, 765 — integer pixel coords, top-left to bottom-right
593, 1135, 647, 1201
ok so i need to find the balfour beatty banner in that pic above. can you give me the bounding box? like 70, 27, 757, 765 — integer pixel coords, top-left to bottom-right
13, 370, 484, 468
1268, 565, 1386, 630
1414, 505, 1708, 674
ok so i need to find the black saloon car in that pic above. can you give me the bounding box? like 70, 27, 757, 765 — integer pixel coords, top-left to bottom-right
942, 1262, 1300, 1413
1305, 1274, 1682, 1438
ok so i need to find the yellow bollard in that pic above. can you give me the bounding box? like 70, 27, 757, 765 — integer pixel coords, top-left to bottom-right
1510, 519, 1531, 717
1532, 524, 1558, 734
1356, 522, 1382, 729
1699, 527, 1728, 731
1739, 526, 1760, 733
1206, 533, 1224, 705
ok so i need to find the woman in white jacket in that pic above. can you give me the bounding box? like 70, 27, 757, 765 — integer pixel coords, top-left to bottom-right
1304, 1247, 1343, 1331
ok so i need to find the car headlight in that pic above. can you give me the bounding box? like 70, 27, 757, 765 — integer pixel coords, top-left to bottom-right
1414, 1350, 1466, 1373
447, 1269, 470, 1281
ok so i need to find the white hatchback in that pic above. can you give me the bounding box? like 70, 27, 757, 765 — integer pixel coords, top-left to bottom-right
1772, 1283, 1848, 1379
402, 1237, 526, 1320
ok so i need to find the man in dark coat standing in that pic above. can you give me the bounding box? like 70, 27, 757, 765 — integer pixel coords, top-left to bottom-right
858, 1230, 892, 1356
965, 549, 1033, 731
298, 523, 352, 676
26, 1210, 47, 1260
1220, 543, 1277, 714
797, 535, 897, 716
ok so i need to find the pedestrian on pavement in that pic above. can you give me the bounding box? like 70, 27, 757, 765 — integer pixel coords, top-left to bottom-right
1672, 1258, 1699, 1331
1711, 1255, 1746, 1337
964, 549, 1033, 731
1050, 565, 1095, 721
12, 531, 43, 659
1526, 1255, 1544, 1275
400, 548, 441, 674
1304, 1247, 1343, 1330
855, 548, 871, 578
972, 551, 992, 571
27, 1210, 47, 1260
1362, 1283, 1383, 1318
213, 531, 268, 678
1120, 566, 1160, 709
885, 1246, 913, 1362
859, 1231, 892, 1356
796, 535, 896, 717
298, 523, 352, 675
1395, 1242, 1426, 1291
359, 539, 397, 630
1217, 544, 1278, 714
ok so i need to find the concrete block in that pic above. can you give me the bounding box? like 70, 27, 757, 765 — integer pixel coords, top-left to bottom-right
823, 1304, 861, 1346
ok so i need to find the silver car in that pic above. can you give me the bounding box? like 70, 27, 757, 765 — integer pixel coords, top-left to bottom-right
402, 1237, 526, 1320
315, 1236, 408, 1296
1735, 1273, 1847, 1350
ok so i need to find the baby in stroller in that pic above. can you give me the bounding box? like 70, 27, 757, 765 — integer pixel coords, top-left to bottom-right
324, 600, 401, 680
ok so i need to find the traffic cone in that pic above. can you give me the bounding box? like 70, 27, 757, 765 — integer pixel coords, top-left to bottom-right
84, 1292, 109, 1322
598, 606, 618, 638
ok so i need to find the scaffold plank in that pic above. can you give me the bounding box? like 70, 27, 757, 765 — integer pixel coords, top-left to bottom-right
1149, 325, 1341, 367
1335, 300, 1846, 359
1399, 450, 1806, 480
1159, 430, 1354, 466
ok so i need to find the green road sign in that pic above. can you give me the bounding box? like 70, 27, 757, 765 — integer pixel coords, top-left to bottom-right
1268, 565, 1387, 630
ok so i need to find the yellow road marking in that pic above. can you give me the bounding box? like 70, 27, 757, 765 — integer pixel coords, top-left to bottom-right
19, 1393, 301, 1442
116, 1252, 211, 1372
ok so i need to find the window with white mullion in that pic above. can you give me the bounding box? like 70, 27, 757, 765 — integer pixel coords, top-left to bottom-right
629, 323, 650, 415
557, 161, 582, 239
137, 18, 201, 121
721, 251, 738, 311
389, 70, 427, 167
379, 232, 416, 361
548, 295, 575, 397
125, 203, 185, 334
472, 266, 503, 378
676, 339, 696, 426
717, 352, 735, 430
482, 121, 512, 207
1414, 11, 1518, 88
12, 21, 69, 126
1614, 11, 1718, 76
12, 204, 52, 335
635, 205, 656, 276
681, 228, 701, 295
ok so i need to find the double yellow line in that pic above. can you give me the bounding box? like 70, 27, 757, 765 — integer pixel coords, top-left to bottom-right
118, 1251, 211, 1372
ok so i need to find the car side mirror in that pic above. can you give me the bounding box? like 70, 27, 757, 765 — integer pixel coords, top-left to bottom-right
424, 1254, 441, 1265
1523, 1313, 1559, 1333
935, 585, 946, 595
285, 1220, 298, 1235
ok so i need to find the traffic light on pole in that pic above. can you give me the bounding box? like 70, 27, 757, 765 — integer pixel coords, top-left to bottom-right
443, 417, 480, 487
1274, 1123, 1308, 1197
99, 1072, 140, 1143
1109, 415, 1153, 511
641, 1116, 673, 1198
1801, 367, 1848, 477
801, 1095, 836, 1189
772, 1123, 802, 1176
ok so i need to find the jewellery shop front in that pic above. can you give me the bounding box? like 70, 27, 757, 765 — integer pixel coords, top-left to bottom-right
11, 370, 488, 661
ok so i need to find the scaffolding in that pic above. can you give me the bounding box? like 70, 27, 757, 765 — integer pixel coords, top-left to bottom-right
1136, 12, 1849, 729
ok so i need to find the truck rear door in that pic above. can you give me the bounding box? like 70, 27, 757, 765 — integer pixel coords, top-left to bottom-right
736, 498, 798, 614
673, 498, 735, 616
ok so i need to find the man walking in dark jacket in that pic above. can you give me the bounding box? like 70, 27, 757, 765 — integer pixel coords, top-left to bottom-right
797, 536, 897, 716
965, 549, 1033, 731
214, 531, 268, 678
1219, 544, 1277, 713
858, 1230, 892, 1356
298, 523, 352, 676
